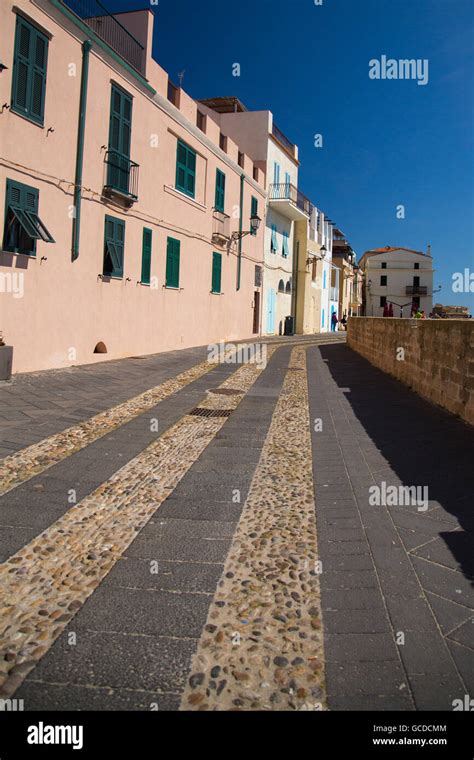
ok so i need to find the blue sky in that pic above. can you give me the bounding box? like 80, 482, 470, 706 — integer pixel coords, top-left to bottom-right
112, 0, 474, 309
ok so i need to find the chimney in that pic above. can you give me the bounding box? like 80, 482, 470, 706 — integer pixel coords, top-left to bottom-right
427, 244, 431, 256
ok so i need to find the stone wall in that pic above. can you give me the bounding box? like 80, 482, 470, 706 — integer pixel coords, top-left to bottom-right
347, 318, 474, 426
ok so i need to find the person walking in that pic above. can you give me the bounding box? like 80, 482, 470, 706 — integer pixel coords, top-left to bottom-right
331, 312, 339, 332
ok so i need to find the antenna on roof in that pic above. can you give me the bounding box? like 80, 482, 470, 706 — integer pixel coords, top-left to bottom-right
178, 70, 185, 87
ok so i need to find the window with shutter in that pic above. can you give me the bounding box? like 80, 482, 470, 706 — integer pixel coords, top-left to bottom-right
3, 179, 54, 255
250, 197, 258, 235
107, 85, 133, 195
282, 231, 289, 257
215, 170, 226, 212
271, 224, 278, 253
141, 228, 152, 285
211, 252, 222, 294
11, 16, 48, 125
175, 140, 196, 198
166, 237, 180, 288
103, 215, 125, 277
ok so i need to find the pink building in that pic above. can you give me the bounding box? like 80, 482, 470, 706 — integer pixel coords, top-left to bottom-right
0, 1, 266, 373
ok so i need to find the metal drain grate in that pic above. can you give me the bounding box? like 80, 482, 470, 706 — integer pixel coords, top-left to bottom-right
189, 407, 233, 418
286, 367, 304, 372
208, 388, 244, 396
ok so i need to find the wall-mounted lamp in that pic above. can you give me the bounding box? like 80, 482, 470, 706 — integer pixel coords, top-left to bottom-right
230, 213, 261, 243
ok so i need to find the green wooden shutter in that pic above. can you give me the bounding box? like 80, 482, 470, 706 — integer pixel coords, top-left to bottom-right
175, 140, 196, 198
108, 85, 132, 194
141, 228, 152, 284
166, 237, 180, 288
103, 215, 125, 277
11, 17, 48, 124
215, 170, 226, 212
4, 179, 39, 254
251, 196, 258, 235
211, 252, 222, 293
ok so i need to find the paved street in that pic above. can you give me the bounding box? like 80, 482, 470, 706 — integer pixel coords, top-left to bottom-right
0, 336, 472, 711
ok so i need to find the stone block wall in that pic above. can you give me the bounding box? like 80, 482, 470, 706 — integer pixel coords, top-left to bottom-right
347, 318, 474, 426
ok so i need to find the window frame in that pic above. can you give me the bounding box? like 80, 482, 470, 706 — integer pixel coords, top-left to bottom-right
3, 179, 54, 256
140, 227, 152, 285
165, 236, 181, 288
211, 251, 222, 294
271, 224, 278, 253
11, 15, 49, 126
175, 139, 196, 199
214, 169, 226, 213
103, 215, 125, 278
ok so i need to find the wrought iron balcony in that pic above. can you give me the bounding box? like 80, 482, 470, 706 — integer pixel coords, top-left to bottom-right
61, 0, 145, 74
103, 150, 139, 203
272, 123, 296, 156
406, 285, 428, 296
269, 183, 312, 221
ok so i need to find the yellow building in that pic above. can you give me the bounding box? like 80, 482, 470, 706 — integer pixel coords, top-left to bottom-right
294, 207, 329, 334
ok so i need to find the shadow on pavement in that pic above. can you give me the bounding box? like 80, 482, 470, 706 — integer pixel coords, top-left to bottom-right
319, 343, 474, 585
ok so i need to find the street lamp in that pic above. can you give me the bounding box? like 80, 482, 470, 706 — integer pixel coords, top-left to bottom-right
230, 214, 261, 243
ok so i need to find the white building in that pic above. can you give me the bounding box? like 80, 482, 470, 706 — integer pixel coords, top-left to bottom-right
197, 98, 312, 335
359, 246, 434, 317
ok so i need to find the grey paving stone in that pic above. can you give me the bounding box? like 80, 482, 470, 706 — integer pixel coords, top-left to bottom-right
16, 680, 180, 711
325, 634, 399, 662
125, 532, 231, 564
426, 592, 473, 636
397, 631, 458, 675
410, 556, 474, 608
23, 629, 197, 693
325, 661, 408, 697
446, 618, 474, 649
321, 553, 374, 571
322, 608, 391, 634
329, 695, 413, 711
409, 672, 466, 711
72, 585, 211, 638
157, 496, 240, 523
324, 588, 385, 611
0, 525, 41, 562
323, 569, 379, 589
385, 596, 439, 633
446, 641, 474, 694
103, 557, 224, 594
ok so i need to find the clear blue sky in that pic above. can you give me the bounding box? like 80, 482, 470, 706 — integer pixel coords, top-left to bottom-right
111, 0, 474, 309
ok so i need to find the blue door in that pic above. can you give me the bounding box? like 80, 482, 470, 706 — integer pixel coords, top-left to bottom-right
266, 288, 276, 333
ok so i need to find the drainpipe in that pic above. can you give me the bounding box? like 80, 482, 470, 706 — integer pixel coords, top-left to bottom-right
72, 40, 92, 261
237, 173, 245, 290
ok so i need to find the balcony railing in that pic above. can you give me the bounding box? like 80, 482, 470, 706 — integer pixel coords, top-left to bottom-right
272, 123, 295, 155
269, 183, 312, 217
103, 150, 139, 201
212, 209, 230, 241
406, 285, 428, 296
62, 0, 145, 74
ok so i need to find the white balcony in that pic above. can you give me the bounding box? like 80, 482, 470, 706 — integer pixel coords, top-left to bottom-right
269, 183, 311, 221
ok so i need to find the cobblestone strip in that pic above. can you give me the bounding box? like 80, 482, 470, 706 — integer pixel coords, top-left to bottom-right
180, 347, 326, 711
0, 350, 277, 699
0, 353, 239, 496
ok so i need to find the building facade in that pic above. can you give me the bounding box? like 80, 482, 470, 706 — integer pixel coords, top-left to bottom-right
0, 2, 266, 373
359, 246, 434, 318
197, 99, 314, 337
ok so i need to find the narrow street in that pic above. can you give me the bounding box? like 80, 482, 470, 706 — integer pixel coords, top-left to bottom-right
0, 336, 472, 711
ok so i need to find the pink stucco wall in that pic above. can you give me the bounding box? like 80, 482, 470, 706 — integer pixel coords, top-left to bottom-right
0, 2, 266, 373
